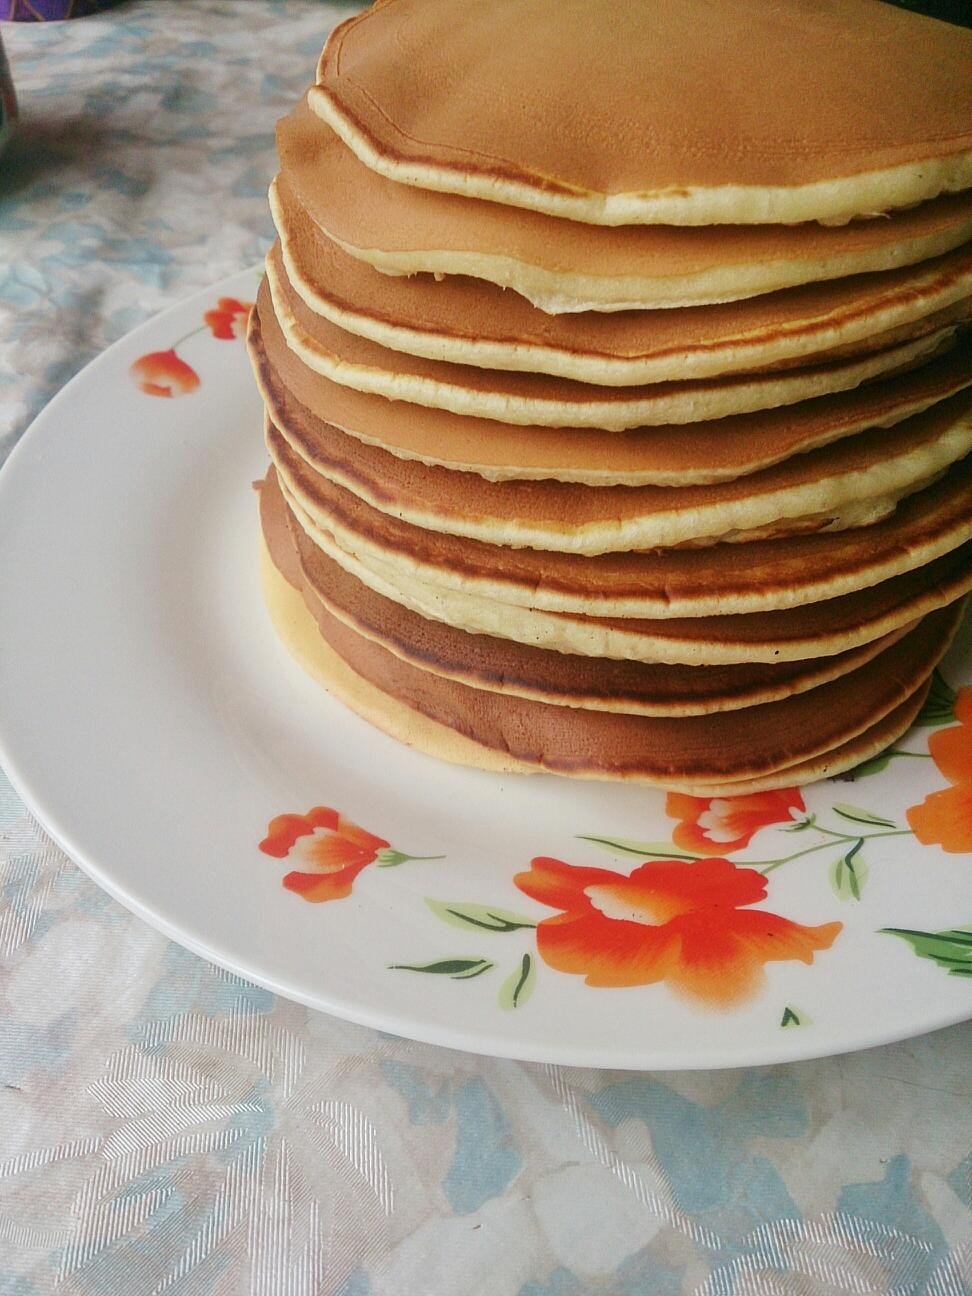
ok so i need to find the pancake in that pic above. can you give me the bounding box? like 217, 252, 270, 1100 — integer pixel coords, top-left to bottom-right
313, 0, 972, 227
261, 468, 912, 717
274, 179, 972, 386
276, 470, 972, 667
270, 430, 972, 621
280, 101, 972, 313
253, 305, 972, 486
264, 260, 964, 431
274, 179, 972, 385
260, 504, 961, 787
263, 535, 937, 794
266, 377, 972, 555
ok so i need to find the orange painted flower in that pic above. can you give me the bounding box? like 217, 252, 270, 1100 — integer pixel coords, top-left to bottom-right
514, 855, 841, 1006
666, 788, 806, 856
906, 687, 972, 854
204, 297, 253, 340
130, 349, 200, 398
260, 806, 390, 902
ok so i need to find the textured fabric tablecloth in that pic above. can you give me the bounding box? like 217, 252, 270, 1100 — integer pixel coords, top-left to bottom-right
1, 4, 970, 1292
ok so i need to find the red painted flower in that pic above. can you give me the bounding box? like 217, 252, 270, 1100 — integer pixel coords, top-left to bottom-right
259, 806, 390, 903
204, 297, 253, 340
907, 687, 972, 854
515, 855, 841, 1006
666, 788, 806, 856
259, 806, 442, 902
130, 349, 200, 398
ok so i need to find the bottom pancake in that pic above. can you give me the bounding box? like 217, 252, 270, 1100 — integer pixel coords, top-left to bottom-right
260, 484, 960, 790
259, 536, 935, 795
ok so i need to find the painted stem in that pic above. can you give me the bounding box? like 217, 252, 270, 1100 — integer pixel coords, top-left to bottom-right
757, 828, 911, 875
169, 323, 208, 350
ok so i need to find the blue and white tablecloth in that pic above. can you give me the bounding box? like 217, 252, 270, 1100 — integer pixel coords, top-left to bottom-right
0, 4, 970, 1292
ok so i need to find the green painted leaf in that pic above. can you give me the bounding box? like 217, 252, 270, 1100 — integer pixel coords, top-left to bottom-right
375, 848, 446, 868
829, 840, 868, 901
880, 927, 972, 976
376, 848, 410, 868
913, 668, 957, 728
577, 835, 697, 860
913, 706, 957, 730
498, 954, 536, 1010
784, 815, 815, 833
842, 748, 897, 780
780, 1006, 806, 1028
425, 899, 536, 933
832, 804, 896, 829
389, 957, 494, 980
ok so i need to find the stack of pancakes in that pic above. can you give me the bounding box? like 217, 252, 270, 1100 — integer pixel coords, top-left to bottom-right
251, 0, 972, 794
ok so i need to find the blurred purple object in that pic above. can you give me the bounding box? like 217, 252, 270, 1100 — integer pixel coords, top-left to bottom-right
0, 0, 123, 17
0, 30, 15, 157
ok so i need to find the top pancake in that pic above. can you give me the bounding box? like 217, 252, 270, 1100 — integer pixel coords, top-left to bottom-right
313, 0, 972, 227
280, 99, 972, 312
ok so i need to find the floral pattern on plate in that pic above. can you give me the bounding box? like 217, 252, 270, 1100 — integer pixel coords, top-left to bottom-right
906, 682, 972, 853
259, 669, 972, 1024
259, 806, 443, 902
130, 295, 253, 397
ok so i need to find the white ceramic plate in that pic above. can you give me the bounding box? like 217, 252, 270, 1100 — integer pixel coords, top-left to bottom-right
1, 270, 970, 1070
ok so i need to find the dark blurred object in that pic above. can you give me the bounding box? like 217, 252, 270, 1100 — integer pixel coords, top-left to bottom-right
0, 0, 124, 17
885, 0, 972, 26
0, 29, 16, 157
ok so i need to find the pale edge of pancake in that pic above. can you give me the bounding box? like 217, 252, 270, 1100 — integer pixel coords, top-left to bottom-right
311, 86, 972, 230
260, 533, 940, 795
265, 256, 961, 430
270, 401, 972, 555
271, 176, 972, 385
274, 468, 972, 666
321, 210, 972, 314
249, 306, 972, 486
273, 453, 972, 639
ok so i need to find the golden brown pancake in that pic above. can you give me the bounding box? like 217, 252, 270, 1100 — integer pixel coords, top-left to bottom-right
313, 0, 972, 227
264, 258, 964, 431
261, 467, 912, 717
313, 601, 949, 782
277, 469, 972, 667
269, 428, 972, 620
273, 177, 972, 385
252, 304, 972, 486
260, 484, 961, 785
261, 534, 938, 794
280, 100, 972, 311
265, 372, 972, 554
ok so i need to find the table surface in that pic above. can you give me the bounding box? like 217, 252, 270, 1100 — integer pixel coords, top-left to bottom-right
1, 4, 970, 1293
